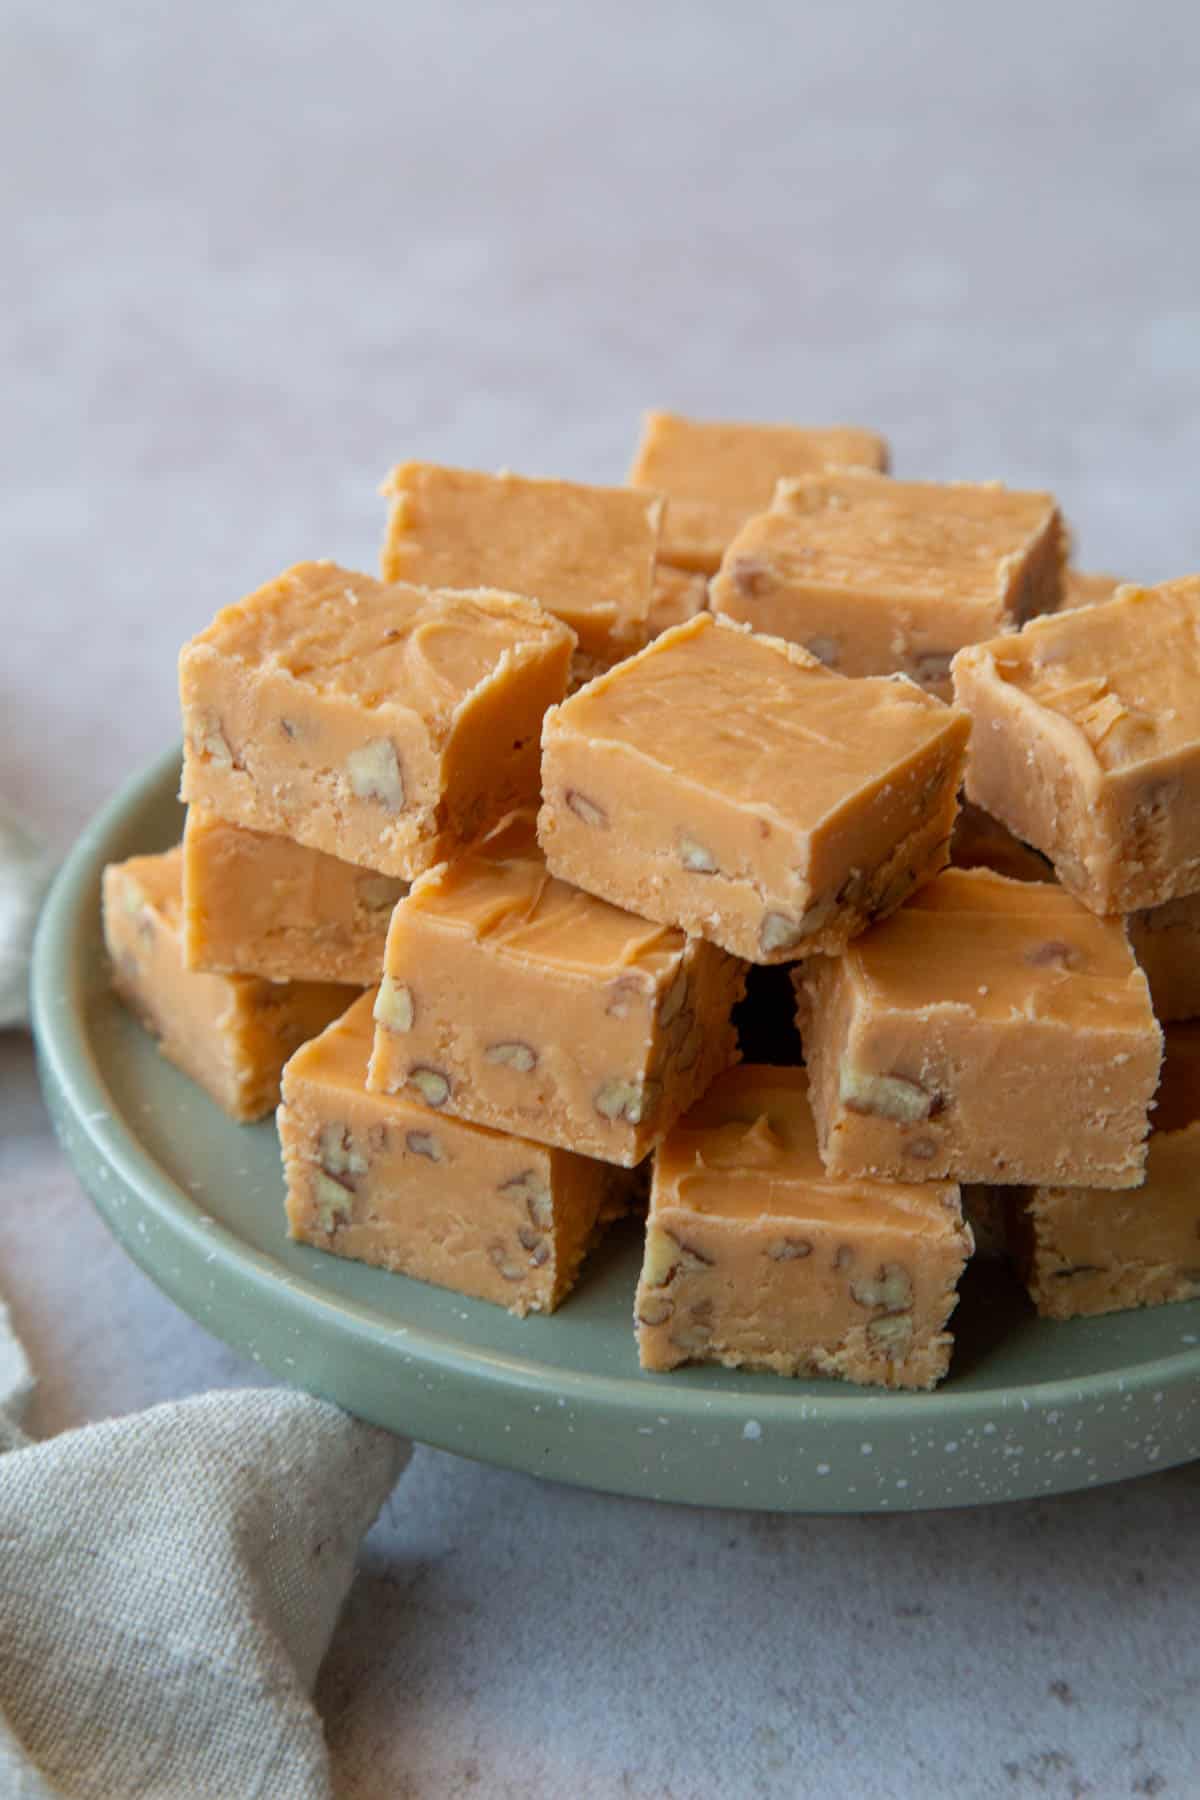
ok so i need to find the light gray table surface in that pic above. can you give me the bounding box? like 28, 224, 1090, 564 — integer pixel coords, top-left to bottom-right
3, 4, 1200, 1795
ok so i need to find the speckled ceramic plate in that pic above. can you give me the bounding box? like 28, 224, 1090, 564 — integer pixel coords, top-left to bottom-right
31, 747, 1200, 1512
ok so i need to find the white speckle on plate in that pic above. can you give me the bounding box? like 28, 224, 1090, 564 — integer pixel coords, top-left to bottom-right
742, 1420, 762, 1442
816, 1462, 830, 1476
860, 1442, 873, 1456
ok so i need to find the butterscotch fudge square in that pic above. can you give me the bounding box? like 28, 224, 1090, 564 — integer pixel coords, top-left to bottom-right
379, 463, 662, 663
281, 993, 626, 1314
795, 868, 1162, 1188
367, 812, 745, 1167
1015, 1024, 1200, 1319
103, 849, 353, 1123
1128, 892, 1200, 1022
179, 561, 573, 880
953, 579, 1200, 913
539, 612, 968, 965
627, 410, 889, 575
634, 1065, 971, 1390
709, 472, 1065, 694
181, 807, 406, 986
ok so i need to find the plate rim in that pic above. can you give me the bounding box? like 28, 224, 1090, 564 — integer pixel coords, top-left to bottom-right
30, 745, 1200, 1511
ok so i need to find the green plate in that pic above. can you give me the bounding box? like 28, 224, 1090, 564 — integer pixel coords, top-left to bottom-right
31, 748, 1200, 1511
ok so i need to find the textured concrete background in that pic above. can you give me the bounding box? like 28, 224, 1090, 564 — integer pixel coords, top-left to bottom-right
3, 4, 1200, 1795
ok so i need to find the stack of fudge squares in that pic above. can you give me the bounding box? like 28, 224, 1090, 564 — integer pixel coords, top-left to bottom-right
99, 409, 1200, 1393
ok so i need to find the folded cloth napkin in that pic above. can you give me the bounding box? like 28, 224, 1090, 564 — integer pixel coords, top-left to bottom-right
0, 1333, 408, 1799
0, 805, 54, 1030
1, 811, 410, 1797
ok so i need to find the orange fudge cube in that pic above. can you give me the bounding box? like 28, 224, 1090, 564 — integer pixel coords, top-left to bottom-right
103, 848, 353, 1122
539, 613, 968, 965
709, 471, 1065, 694
953, 578, 1200, 913
182, 806, 406, 986
634, 1065, 970, 1390
179, 561, 573, 881
1017, 1025, 1200, 1318
380, 462, 662, 663
795, 869, 1162, 1189
367, 811, 745, 1168
281, 993, 627, 1314
627, 409, 889, 575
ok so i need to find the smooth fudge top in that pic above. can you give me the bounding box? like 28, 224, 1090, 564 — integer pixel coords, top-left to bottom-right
655, 1063, 959, 1227
627, 411, 889, 570
751, 471, 1061, 609
402, 812, 686, 980
843, 867, 1153, 1032
183, 561, 572, 733
953, 579, 1200, 775
379, 462, 662, 658
551, 613, 964, 831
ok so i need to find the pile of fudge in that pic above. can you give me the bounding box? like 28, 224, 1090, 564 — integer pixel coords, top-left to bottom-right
101, 413, 1200, 1392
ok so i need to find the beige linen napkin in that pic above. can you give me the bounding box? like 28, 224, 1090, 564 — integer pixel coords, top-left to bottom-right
0, 807, 53, 1030
0, 1326, 407, 1799
1, 811, 410, 1797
